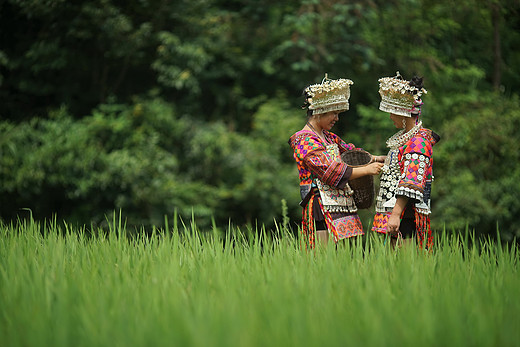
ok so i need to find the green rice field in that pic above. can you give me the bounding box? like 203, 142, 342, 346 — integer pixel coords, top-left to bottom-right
1, 216, 519, 347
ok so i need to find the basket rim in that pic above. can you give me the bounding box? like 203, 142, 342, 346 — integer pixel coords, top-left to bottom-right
341, 149, 372, 167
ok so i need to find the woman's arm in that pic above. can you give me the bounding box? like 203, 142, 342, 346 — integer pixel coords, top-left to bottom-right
395, 137, 433, 201
386, 136, 433, 234
326, 131, 385, 178
349, 162, 384, 180
300, 135, 350, 187
386, 196, 409, 235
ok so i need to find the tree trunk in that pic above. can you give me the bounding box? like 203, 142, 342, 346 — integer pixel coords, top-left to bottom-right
491, 2, 501, 91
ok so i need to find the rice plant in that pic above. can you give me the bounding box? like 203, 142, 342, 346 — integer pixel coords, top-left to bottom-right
0, 216, 518, 347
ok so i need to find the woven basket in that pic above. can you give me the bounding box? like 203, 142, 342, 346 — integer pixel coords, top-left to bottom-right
340, 150, 375, 209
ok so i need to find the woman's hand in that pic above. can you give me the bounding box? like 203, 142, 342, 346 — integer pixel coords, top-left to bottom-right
386, 212, 401, 235
387, 197, 408, 235
371, 155, 386, 163
365, 162, 384, 175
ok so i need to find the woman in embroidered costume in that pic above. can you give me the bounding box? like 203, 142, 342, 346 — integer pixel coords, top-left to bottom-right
372, 72, 440, 248
289, 75, 384, 247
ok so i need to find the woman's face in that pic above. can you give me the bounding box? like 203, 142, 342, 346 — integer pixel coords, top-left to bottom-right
389, 113, 405, 129
317, 111, 340, 131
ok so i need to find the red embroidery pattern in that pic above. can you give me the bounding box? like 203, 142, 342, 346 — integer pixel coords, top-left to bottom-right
372, 212, 391, 233
332, 214, 364, 240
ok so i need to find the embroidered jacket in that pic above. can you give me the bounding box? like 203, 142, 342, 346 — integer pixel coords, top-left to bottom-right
289, 130, 356, 203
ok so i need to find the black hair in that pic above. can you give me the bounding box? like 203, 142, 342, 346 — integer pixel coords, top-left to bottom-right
409, 76, 424, 94
301, 88, 313, 118
409, 75, 424, 116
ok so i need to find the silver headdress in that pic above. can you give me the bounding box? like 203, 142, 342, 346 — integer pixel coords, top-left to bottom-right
378, 72, 427, 117
304, 74, 354, 115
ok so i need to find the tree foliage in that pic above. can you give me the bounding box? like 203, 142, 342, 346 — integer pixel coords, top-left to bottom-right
0, 97, 302, 229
